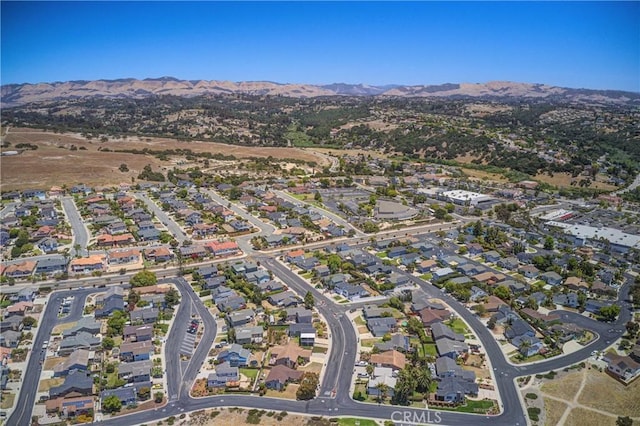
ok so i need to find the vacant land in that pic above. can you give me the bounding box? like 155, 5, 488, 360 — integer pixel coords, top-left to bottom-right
533, 172, 617, 191
563, 408, 616, 426
540, 371, 583, 399
159, 407, 335, 426
0, 392, 15, 409
577, 370, 640, 417
264, 383, 299, 400
543, 397, 568, 426
1, 128, 328, 190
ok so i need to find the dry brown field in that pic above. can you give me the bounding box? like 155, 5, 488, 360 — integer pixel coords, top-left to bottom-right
534, 172, 617, 191
563, 407, 616, 426
576, 370, 640, 417
1, 128, 328, 191
543, 397, 568, 426
540, 371, 583, 399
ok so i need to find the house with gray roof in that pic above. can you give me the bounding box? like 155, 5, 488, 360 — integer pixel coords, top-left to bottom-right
50, 370, 93, 398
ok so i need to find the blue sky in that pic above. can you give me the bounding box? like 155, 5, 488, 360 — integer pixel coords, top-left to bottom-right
2, 2, 639, 91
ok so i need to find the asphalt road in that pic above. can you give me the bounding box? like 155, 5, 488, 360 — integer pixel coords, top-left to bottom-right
9, 288, 95, 426
135, 192, 187, 244
274, 189, 366, 237
7, 215, 635, 426
61, 196, 89, 257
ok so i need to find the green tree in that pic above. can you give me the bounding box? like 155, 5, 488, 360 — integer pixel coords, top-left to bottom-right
130, 270, 158, 287
102, 337, 115, 351
493, 285, 511, 301
154, 392, 164, 403
314, 191, 322, 203
296, 372, 319, 400
616, 416, 633, 426
375, 383, 389, 404
599, 305, 620, 322
165, 288, 180, 307
137, 386, 151, 400
625, 321, 639, 338
102, 394, 122, 413
304, 291, 315, 309
544, 236, 555, 250
119, 163, 129, 172
21, 316, 37, 328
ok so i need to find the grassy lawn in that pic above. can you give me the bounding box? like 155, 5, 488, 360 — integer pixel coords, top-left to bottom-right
240, 368, 259, 380
439, 399, 495, 413
361, 338, 379, 347
376, 252, 388, 259
415, 343, 437, 357
510, 353, 546, 364
354, 316, 365, 326
301, 272, 313, 279
447, 318, 469, 334
338, 418, 378, 426
420, 273, 433, 280
312, 346, 328, 354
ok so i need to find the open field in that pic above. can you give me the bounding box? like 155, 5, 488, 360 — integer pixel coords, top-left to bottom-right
157, 407, 339, 426
576, 370, 640, 417
1, 128, 328, 191
563, 408, 616, 426
534, 172, 617, 191
540, 371, 583, 399
43, 356, 66, 370
543, 397, 568, 426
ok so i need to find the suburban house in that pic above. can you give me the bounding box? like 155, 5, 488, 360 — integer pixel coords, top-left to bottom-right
100, 387, 136, 407
367, 367, 397, 397
53, 349, 90, 377
265, 364, 304, 391
49, 370, 93, 398
539, 271, 563, 286
603, 353, 640, 382
270, 341, 312, 369
370, 350, 406, 371
107, 249, 141, 265
217, 344, 252, 367
207, 362, 239, 388
119, 341, 153, 362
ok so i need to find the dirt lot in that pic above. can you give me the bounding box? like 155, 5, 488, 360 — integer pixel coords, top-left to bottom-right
51, 321, 77, 335
576, 370, 640, 417
1, 128, 328, 191
564, 407, 616, 426
543, 397, 568, 426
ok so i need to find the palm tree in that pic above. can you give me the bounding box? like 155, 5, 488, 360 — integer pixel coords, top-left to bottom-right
376, 383, 389, 404
519, 339, 532, 358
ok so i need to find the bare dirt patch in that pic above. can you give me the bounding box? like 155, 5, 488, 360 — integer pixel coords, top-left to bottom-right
51, 321, 77, 335
540, 371, 582, 399
543, 397, 568, 426
2, 128, 328, 191
563, 407, 616, 426
576, 370, 640, 417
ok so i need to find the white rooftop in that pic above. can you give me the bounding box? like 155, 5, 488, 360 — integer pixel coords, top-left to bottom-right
441, 190, 492, 202
547, 221, 640, 249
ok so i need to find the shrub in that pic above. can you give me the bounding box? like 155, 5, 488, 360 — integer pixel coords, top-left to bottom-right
528, 407, 541, 421
525, 393, 538, 399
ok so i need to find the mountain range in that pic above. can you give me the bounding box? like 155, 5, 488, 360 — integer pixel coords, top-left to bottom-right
2, 77, 639, 107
